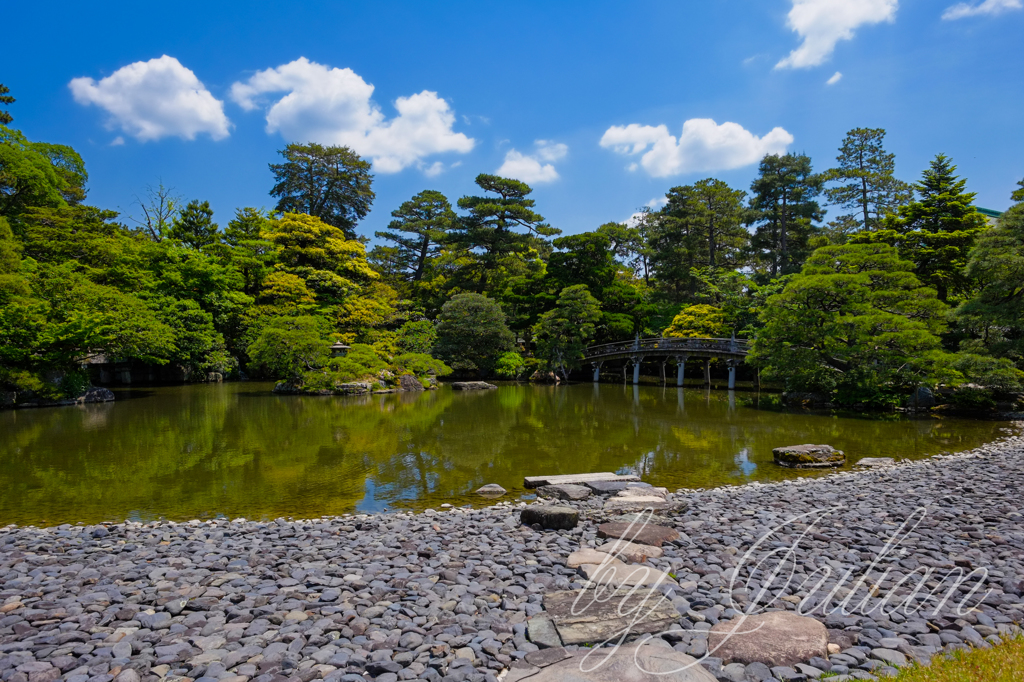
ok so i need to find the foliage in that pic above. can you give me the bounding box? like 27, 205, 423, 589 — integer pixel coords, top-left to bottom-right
373, 190, 455, 283
269, 143, 374, 240
169, 199, 219, 250
0, 125, 87, 219
747, 153, 824, 279
533, 284, 602, 379
130, 182, 181, 242
324, 343, 387, 381
391, 352, 452, 378
494, 351, 527, 380
890, 635, 1024, 682
822, 127, 913, 233
663, 304, 727, 338
433, 293, 515, 373
246, 315, 329, 380
852, 154, 988, 302
0, 84, 13, 126
396, 320, 437, 354
749, 243, 952, 407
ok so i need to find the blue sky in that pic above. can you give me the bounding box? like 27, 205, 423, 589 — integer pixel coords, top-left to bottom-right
6, 0, 1022, 239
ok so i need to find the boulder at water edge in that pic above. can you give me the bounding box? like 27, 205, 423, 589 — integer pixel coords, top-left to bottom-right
399, 374, 425, 391
708, 611, 828, 667
772, 444, 845, 469
452, 381, 498, 390
476, 483, 507, 497
521, 505, 579, 530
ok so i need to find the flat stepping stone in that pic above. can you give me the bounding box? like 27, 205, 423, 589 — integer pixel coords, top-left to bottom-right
578, 562, 676, 588
505, 644, 716, 682
708, 611, 828, 667
597, 522, 680, 547
604, 495, 674, 512
540, 588, 681, 646
536, 483, 591, 501
616, 486, 668, 498
772, 444, 845, 468
566, 548, 619, 568
524, 472, 641, 488
598, 539, 664, 562
857, 457, 895, 467
520, 505, 579, 530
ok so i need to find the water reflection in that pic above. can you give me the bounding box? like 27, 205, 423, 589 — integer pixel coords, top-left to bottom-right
0, 382, 1003, 526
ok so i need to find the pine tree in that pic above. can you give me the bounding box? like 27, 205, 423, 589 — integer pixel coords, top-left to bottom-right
822, 128, 913, 234
169, 200, 219, 250
747, 153, 823, 279
374, 190, 454, 281
0, 84, 14, 125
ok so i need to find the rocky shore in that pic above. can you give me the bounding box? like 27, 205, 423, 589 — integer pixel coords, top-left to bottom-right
1, 428, 1023, 682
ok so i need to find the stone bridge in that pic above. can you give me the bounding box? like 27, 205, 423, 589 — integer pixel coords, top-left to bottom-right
582, 337, 751, 387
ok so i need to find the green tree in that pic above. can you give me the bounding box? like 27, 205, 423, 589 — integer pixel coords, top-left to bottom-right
223, 207, 275, 296
375, 190, 455, 281
749, 243, 952, 407
852, 154, 988, 302
395, 320, 437, 354
0, 84, 14, 126
247, 315, 329, 380
451, 175, 559, 290
822, 128, 913, 234
269, 143, 374, 240
956, 179, 1024, 364
534, 284, 602, 380
494, 351, 526, 380
664, 178, 748, 270
433, 293, 515, 374
747, 153, 823, 279
0, 126, 88, 219
663, 304, 727, 338
169, 199, 219, 250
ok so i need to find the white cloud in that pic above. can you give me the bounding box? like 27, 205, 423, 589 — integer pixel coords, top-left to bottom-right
110, 136, 125, 146
230, 57, 474, 172
69, 55, 231, 142
776, 0, 898, 69
942, 0, 1021, 19
421, 161, 445, 178
599, 118, 793, 178
626, 197, 669, 227
827, 71, 843, 85
495, 140, 567, 184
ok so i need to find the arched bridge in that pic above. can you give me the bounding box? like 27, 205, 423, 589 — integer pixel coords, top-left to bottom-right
582, 337, 751, 387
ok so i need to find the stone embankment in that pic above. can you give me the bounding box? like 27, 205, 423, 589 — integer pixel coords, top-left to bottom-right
2, 430, 1023, 682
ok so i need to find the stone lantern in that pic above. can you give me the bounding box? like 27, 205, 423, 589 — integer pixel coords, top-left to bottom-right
330, 341, 351, 358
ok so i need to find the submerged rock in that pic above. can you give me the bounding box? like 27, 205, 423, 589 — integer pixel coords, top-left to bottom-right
772, 443, 845, 468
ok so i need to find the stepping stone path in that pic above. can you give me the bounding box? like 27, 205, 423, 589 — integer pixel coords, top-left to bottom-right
537, 589, 680, 646
597, 521, 680, 547
578, 562, 676, 588
536, 483, 592, 501
772, 444, 846, 468
520, 505, 579, 530
598, 538, 664, 562
524, 472, 641, 488
604, 485, 674, 511
708, 611, 829, 667
505, 644, 717, 682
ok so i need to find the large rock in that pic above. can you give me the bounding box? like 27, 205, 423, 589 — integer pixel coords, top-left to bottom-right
541, 589, 681, 646
399, 374, 425, 391
566, 548, 618, 568
772, 444, 845, 469
452, 381, 498, 390
537, 484, 591, 501
80, 387, 115, 403
505, 644, 716, 682
599, 539, 664, 562
585, 480, 631, 495
597, 522, 679, 547
909, 385, 936, 408
708, 611, 828, 667
604, 491, 674, 512
476, 483, 507, 497
521, 505, 579, 530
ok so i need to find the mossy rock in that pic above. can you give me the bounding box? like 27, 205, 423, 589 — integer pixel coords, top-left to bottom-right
772, 444, 845, 468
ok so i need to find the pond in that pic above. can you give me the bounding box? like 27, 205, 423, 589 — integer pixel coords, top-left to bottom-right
0, 382, 1004, 526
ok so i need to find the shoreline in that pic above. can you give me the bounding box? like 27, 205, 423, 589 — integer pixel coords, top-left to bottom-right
1, 429, 1022, 682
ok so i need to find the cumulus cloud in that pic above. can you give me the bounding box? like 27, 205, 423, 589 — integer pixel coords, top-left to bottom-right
495, 140, 567, 184
776, 0, 898, 69
942, 0, 1021, 19
230, 57, 474, 172
599, 118, 793, 178
626, 197, 669, 227
69, 55, 231, 142
827, 71, 843, 85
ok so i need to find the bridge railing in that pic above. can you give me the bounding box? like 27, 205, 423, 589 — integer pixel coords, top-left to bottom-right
583, 337, 751, 359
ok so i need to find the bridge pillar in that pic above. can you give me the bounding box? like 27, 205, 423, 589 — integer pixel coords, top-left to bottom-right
703, 358, 711, 386
592, 361, 603, 383
659, 360, 667, 385
728, 362, 736, 389
633, 359, 641, 385
675, 354, 688, 387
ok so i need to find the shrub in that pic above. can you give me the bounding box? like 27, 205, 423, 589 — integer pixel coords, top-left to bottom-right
494, 351, 527, 380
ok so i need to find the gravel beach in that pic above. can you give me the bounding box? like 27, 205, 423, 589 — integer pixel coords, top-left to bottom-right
2, 426, 1023, 682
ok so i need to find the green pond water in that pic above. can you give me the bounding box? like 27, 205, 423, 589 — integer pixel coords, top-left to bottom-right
0, 382, 1006, 527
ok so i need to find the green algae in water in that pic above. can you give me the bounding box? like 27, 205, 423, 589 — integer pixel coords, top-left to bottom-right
0, 382, 1006, 526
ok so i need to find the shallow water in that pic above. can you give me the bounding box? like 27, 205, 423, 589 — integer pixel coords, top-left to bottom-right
0, 382, 1004, 526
